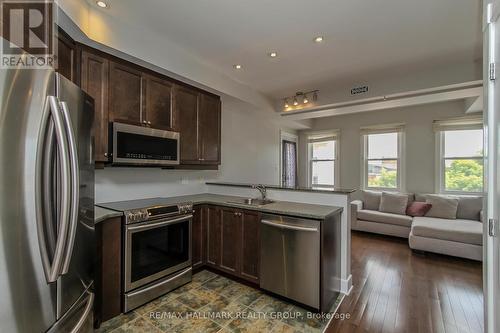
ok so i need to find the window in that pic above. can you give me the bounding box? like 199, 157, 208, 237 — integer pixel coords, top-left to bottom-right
280, 131, 298, 187
436, 120, 483, 194
281, 140, 297, 187
361, 125, 404, 191
308, 133, 338, 188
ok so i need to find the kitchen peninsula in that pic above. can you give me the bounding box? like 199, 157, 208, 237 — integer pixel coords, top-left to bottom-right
95, 183, 354, 324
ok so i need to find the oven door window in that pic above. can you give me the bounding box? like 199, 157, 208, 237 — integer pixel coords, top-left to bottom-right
130, 221, 189, 284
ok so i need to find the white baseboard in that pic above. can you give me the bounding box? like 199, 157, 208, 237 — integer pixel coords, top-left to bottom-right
340, 274, 352, 295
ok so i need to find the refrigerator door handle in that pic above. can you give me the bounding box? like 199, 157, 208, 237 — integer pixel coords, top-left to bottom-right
59, 101, 80, 275
35, 96, 72, 283
71, 292, 94, 333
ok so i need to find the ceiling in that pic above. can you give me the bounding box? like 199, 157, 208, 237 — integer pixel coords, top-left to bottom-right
90, 0, 482, 99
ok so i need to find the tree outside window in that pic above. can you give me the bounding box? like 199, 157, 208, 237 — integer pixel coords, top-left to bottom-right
364, 132, 400, 190
441, 129, 483, 193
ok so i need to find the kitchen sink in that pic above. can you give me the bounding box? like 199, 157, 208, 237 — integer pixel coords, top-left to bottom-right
227, 198, 275, 206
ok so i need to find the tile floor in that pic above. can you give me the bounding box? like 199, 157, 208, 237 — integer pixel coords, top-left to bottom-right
97, 270, 342, 333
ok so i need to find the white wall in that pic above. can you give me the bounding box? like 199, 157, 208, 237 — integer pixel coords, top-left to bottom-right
95, 96, 293, 203
298, 100, 473, 195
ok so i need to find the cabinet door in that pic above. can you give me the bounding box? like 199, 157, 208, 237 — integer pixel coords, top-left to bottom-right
199, 94, 221, 164
206, 206, 221, 267
57, 28, 78, 83
220, 208, 241, 274
108, 62, 143, 125
192, 205, 205, 269
175, 86, 200, 164
81, 50, 109, 162
240, 210, 260, 283
144, 75, 174, 130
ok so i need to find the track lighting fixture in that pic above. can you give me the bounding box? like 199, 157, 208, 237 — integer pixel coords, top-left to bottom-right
282, 90, 319, 110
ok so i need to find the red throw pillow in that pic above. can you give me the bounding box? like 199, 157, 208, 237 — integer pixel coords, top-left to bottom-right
406, 202, 432, 217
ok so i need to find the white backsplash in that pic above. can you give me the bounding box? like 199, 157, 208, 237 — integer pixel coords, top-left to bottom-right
95, 168, 220, 203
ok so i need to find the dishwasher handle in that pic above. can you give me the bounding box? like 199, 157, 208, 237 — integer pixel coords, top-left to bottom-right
261, 219, 319, 232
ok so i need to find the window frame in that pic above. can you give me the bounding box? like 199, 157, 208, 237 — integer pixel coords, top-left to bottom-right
361, 128, 405, 192
436, 128, 484, 195
307, 132, 339, 189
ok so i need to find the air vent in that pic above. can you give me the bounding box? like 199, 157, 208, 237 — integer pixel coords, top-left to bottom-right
351, 86, 369, 95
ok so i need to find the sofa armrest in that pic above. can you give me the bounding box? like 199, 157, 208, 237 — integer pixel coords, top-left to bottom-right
350, 200, 363, 230
351, 200, 363, 212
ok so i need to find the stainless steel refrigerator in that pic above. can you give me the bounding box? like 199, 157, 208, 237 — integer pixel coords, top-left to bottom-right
0, 55, 95, 331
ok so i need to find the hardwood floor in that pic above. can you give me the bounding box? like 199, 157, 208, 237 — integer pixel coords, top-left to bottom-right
326, 231, 483, 333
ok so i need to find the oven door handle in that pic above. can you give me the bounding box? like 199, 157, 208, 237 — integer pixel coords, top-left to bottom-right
127, 215, 193, 232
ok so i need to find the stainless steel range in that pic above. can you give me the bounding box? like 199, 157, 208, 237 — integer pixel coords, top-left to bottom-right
98, 198, 193, 312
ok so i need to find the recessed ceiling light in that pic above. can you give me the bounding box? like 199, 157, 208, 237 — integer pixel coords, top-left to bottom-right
314, 36, 324, 43
269, 52, 278, 58
233, 64, 242, 70
96, 1, 108, 8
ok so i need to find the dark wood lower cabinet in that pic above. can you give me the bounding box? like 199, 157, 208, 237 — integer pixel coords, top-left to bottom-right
240, 210, 260, 283
198, 205, 260, 283
206, 206, 221, 267
192, 205, 206, 270
220, 208, 241, 274
95, 217, 122, 326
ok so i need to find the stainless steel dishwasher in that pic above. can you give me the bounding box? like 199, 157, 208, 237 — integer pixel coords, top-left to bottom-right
260, 214, 321, 309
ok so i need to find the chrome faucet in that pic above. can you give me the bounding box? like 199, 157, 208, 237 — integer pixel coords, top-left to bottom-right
253, 184, 267, 200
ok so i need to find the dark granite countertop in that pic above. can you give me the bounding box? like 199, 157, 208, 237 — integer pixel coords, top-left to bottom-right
95, 193, 343, 222
206, 182, 356, 194
95, 206, 123, 223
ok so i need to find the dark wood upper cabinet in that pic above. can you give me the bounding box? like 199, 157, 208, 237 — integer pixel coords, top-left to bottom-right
175, 87, 221, 166
220, 208, 241, 274
206, 206, 221, 267
144, 74, 174, 130
108, 61, 143, 125
71, 33, 221, 169
199, 94, 221, 164
81, 49, 109, 162
176, 86, 200, 164
56, 28, 78, 84
240, 210, 260, 283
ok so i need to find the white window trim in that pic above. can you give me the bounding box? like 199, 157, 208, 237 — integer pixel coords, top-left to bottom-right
306, 130, 340, 188
435, 128, 484, 195
360, 127, 405, 192
279, 130, 298, 186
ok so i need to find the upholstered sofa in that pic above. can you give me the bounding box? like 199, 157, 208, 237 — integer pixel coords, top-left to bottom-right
351, 191, 483, 261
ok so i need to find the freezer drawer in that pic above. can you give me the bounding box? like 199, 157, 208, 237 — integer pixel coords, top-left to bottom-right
260, 214, 320, 309
47, 287, 94, 333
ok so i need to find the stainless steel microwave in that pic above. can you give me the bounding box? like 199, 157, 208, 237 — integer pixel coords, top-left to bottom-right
112, 122, 180, 166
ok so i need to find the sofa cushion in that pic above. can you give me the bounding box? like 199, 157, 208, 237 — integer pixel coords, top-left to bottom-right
379, 192, 409, 215
425, 195, 459, 219
456, 196, 482, 221
357, 209, 413, 227
415, 193, 427, 202
406, 202, 432, 217
416, 194, 482, 221
362, 190, 381, 210
412, 217, 483, 246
